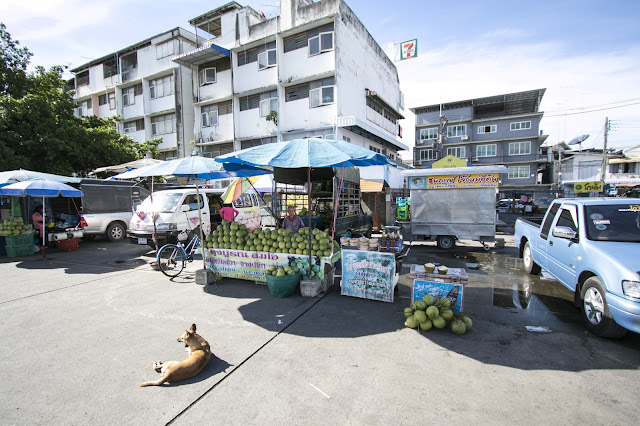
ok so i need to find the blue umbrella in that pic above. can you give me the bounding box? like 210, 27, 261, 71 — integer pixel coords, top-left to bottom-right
0, 179, 83, 258
216, 138, 390, 275
216, 138, 389, 168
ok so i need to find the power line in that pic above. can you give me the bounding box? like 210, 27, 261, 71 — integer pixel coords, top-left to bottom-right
544, 97, 640, 113
544, 101, 640, 117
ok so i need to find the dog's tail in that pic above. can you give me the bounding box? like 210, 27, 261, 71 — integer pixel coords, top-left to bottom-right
140, 378, 168, 387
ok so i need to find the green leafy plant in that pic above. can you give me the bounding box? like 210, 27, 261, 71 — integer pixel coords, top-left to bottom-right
266, 110, 278, 125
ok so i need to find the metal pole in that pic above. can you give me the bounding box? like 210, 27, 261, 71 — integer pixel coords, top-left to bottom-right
601, 117, 608, 190
195, 174, 206, 270
307, 166, 312, 277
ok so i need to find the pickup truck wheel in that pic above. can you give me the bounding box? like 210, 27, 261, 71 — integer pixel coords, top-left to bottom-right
522, 241, 541, 274
436, 235, 455, 250
581, 277, 628, 338
106, 222, 126, 242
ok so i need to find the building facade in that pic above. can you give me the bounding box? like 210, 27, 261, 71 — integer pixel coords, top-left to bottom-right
411, 89, 549, 191
173, 0, 406, 160
69, 0, 406, 162
68, 28, 198, 159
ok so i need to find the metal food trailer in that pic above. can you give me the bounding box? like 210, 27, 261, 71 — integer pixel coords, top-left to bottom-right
401, 161, 507, 250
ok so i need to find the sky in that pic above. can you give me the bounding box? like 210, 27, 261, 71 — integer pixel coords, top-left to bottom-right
2, 0, 640, 158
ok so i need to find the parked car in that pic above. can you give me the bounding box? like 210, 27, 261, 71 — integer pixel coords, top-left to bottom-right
515, 198, 640, 338
532, 198, 553, 210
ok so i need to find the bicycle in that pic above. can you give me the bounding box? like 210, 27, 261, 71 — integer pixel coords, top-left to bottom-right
156, 228, 201, 278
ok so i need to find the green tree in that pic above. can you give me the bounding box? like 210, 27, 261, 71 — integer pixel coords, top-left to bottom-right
0, 25, 148, 175
0, 22, 32, 97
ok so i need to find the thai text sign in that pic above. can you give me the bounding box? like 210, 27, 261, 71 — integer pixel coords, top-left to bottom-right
410, 173, 499, 190
574, 181, 603, 193
204, 249, 339, 282
341, 250, 395, 303
412, 280, 464, 312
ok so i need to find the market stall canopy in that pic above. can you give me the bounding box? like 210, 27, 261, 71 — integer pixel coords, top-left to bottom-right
360, 179, 385, 193
0, 169, 81, 185
91, 158, 165, 174
113, 156, 270, 180
216, 138, 390, 169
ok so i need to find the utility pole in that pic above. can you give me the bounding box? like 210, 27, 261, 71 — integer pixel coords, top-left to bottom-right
601, 117, 609, 189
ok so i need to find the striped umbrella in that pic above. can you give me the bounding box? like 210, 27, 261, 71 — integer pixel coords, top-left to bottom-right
221, 176, 261, 204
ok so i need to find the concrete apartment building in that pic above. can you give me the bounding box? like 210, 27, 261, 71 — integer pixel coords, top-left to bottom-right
411, 89, 549, 192
68, 0, 407, 162
68, 29, 198, 158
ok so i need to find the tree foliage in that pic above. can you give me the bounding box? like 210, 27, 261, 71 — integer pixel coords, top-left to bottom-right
0, 23, 154, 176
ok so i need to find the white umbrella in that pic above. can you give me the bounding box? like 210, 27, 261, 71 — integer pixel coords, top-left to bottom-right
0, 169, 81, 185
91, 158, 165, 174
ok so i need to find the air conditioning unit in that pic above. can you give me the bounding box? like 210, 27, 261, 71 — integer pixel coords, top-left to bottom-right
461, 135, 469, 141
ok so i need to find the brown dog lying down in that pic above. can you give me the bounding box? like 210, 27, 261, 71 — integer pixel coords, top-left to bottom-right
140, 324, 211, 387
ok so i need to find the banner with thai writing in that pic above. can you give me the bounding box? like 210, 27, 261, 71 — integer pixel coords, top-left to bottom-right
340, 250, 395, 303
410, 173, 499, 190
204, 249, 339, 283
574, 181, 603, 193
411, 280, 464, 312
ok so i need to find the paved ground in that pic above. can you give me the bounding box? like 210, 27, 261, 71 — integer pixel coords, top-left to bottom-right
0, 227, 638, 425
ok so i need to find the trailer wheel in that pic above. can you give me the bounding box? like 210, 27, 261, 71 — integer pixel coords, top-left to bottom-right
436, 235, 455, 250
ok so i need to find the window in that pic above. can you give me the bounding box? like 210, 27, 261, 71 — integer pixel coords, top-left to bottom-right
447, 124, 467, 138
420, 128, 438, 140
156, 40, 175, 59
419, 149, 437, 161
259, 91, 278, 117
237, 48, 258, 66
217, 100, 232, 115
123, 121, 137, 134
447, 146, 466, 158
240, 137, 276, 150
239, 94, 260, 111
508, 165, 530, 179
150, 75, 173, 99
343, 136, 351, 142
122, 87, 135, 106
477, 124, 497, 134
309, 77, 335, 108
121, 52, 137, 72
285, 83, 310, 102
201, 105, 218, 127
309, 23, 334, 56
509, 141, 531, 155
103, 57, 117, 78
510, 121, 531, 131
556, 208, 578, 235
477, 144, 497, 157
540, 203, 561, 240
283, 32, 308, 53
257, 42, 277, 70
76, 99, 91, 117
199, 68, 216, 86
108, 92, 116, 109
98, 95, 107, 106
369, 146, 381, 153
151, 113, 176, 136
76, 71, 89, 87
324, 134, 335, 139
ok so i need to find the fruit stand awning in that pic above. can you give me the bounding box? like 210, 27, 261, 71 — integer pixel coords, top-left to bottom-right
360, 179, 384, 193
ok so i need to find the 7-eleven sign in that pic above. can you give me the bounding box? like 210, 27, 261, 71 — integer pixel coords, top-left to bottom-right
400, 39, 418, 60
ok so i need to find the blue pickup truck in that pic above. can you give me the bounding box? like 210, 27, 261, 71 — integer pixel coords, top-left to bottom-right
514, 198, 640, 338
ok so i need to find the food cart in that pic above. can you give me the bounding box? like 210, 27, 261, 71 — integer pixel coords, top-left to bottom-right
400, 158, 507, 250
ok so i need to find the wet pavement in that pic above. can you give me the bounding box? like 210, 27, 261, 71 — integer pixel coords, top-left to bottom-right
1, 228, 639, 424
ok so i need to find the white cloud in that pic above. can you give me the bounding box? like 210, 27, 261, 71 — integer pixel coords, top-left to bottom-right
393, 37, 640, 158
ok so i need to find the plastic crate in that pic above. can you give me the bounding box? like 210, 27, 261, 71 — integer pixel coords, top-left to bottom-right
5, 233, 34, 247
265, 273, 301, 298
56, 238, 79, 252
6, 244, 34, 258
301, 278, 322, 297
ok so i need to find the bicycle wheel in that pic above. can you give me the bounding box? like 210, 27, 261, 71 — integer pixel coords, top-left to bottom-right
157, 244, 185, 278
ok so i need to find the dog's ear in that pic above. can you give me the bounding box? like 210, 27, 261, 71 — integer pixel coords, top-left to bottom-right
189, 324, 197, 334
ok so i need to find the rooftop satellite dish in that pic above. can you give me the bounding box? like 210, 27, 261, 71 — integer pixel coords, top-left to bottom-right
568, 134, 590, 145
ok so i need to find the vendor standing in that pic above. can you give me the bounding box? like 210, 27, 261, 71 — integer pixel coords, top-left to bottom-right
32, 205, 44, 238
281, 206, 305, 233
218, 204, 239, 222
